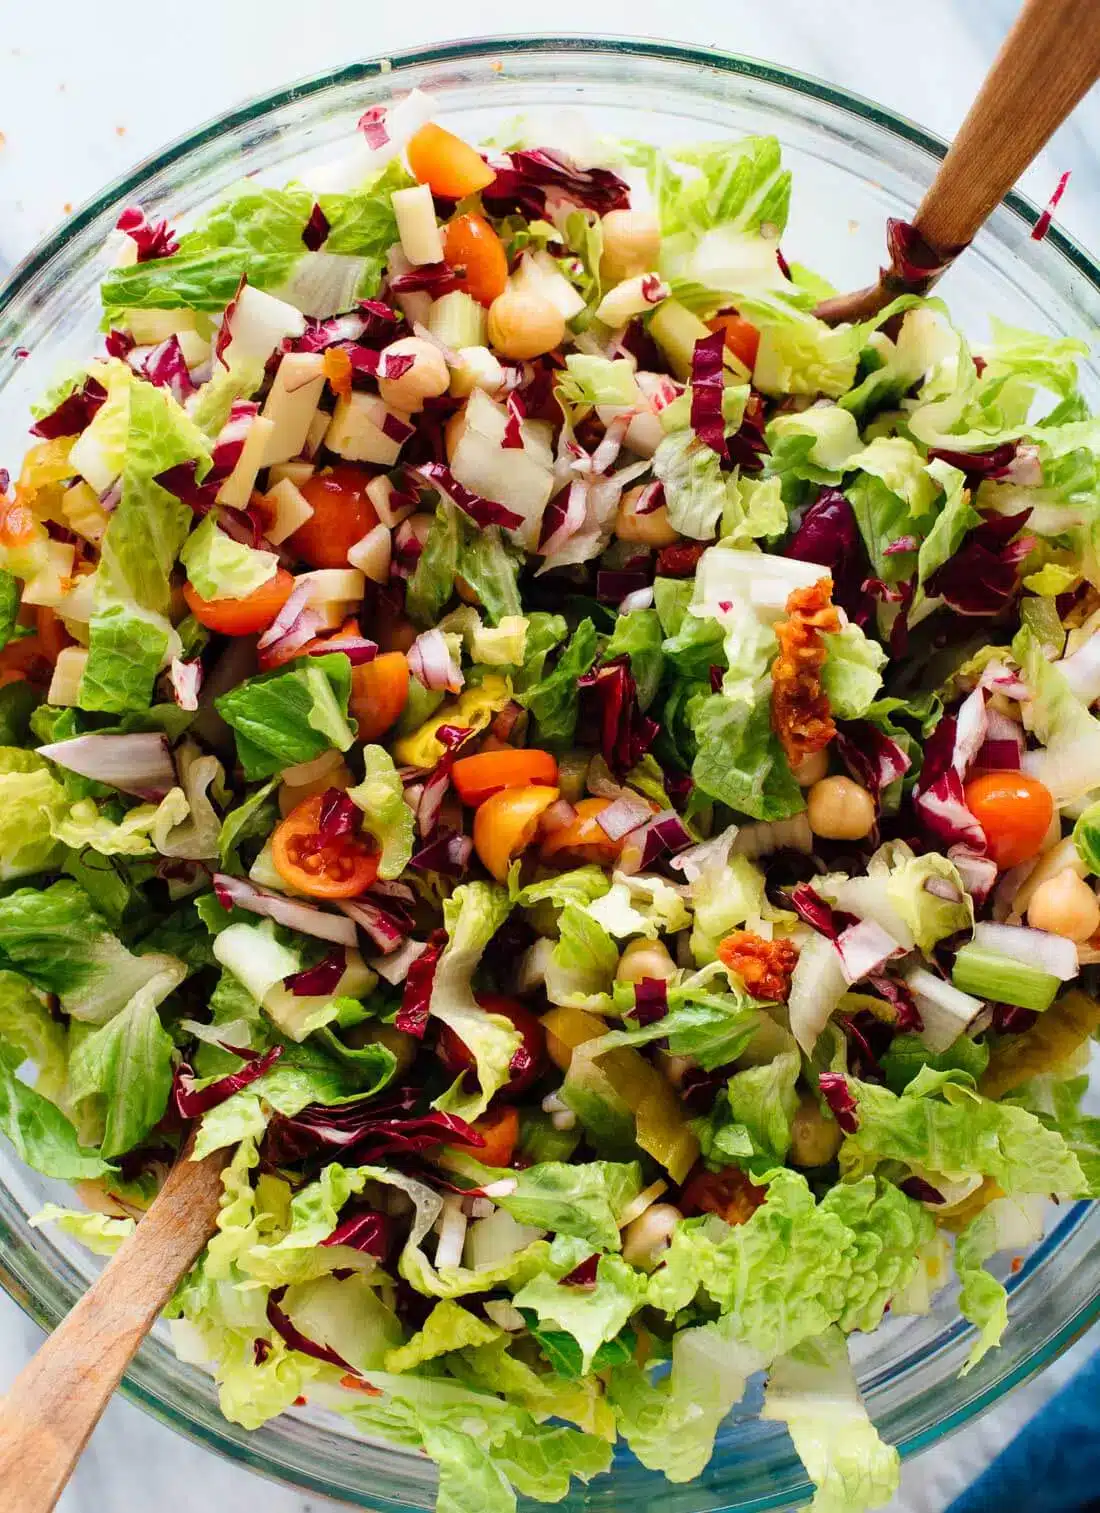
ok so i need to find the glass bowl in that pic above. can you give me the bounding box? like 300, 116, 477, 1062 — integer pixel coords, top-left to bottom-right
1, 35, 1099, 1513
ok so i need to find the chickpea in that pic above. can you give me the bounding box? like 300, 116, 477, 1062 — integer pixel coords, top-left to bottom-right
1027, 869, 1100, 943
487, 289, 565, 360
615, 936, 677, 986
600, 209, 661, 285
377, 336, 450, 413
343, 1021, 418, 1079
789, 1093, 843, 1168
807, 775, 876, 841
615, 485, 679, 548
793, 748, 829, 788
621, 1203, 682, 1270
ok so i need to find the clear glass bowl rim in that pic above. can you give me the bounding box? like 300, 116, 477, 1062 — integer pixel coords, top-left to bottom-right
1, 31, 1098, 1511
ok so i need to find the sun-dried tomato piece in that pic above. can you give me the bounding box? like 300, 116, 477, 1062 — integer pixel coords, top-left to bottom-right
656, 540, 708, 577
717, 929, 800, 1002
771, 576, 840, 767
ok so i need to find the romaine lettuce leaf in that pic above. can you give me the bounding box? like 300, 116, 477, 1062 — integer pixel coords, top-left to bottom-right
79, 597, 176, 713
179, 512, 278, 602
821, 624, 886, 719
347, 745, 415, 880
544, 903, 619, 1010
0, 1039, 111, 1179
691, 691, 804, 821
516, 618, 598, 747
0, 751, 66, 881
215, 652, 355, 781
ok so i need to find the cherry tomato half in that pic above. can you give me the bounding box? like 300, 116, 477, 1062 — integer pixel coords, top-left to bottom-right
442, 214, 509, 306
539, 796, 625, 867
452, 748, 558, 806
349, 651, 410, 743
680, 1166, 767, 1226
707, 311, 761, 372
271, 792, 380, 899
963, 769, 1054, 870
291, 466, 379, 569
183, 567, 296, 636
445, 1104, 520, 1168
437, 993, 547, 1101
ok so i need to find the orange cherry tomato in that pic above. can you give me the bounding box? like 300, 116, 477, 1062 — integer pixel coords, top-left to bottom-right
963, 770, 1054, 869
438, 993, 547, 1100
707, 312, 761, 373
406, 123, 496, 200
290, 466, 379, 570
183, 567, 295, 636
442, 214, 509, 306
349, 651, 410, 743
539, 796, 625, 867
446, 1104, 520, 1168
0, 606, 71, 686
680, 1166, 767, 1225
473, 784, 561, 882
452, 748, 558, 806
271, 793, 380, 899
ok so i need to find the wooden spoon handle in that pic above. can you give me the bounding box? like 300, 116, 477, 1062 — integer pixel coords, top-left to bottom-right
0, 1149, 227, 1513
914, 0, 1100, 256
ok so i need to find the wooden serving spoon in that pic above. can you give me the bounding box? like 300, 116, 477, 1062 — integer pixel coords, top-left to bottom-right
816, 0, 1100, 325
0, 1144, 228, 1513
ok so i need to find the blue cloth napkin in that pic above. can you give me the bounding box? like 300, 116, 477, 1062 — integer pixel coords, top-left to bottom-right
947, 1348, 1100, 1512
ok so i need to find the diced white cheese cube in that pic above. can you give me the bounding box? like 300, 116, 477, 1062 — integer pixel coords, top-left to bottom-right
124, 308, 197, 345
22, 542, 76, 608
325, 392, 411, 465
267, 460, 315, 490
303, 409, 331, 459
511, 250, 586, 321
263, 478, 315, 545
392, 183, 445, 266
260, 352, 326, 465
216, 415, 276, 509
219, 285, 306, 369
60, 481, 110, 545
366, 474, 416, 528
297, 568, 366, 606
47, 646, 89, 707
174, 328, 212, 368
449, 346, 504, 398
348, 524, 392, 583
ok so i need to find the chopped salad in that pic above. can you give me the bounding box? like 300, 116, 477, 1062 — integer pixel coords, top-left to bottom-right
3, 90, 1100, 1513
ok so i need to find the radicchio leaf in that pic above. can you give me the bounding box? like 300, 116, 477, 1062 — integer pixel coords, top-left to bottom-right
578, 657, 659, 776
30, 376, 107, 440
689, 330, 728, 458
784, 488, 870, 622
481, 148, 630, 220
172, 1044, 283, 1118
262, 1087, 480, 1166
834, 721, 911, 798
116, 205, 179, 262
395, 930, 445, 1038
926, 509, 1034, 617
818, 1072, 860, 1133
413, 463, 524, 531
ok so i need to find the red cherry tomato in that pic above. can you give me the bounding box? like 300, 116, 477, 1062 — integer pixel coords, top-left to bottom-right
183, 568, 296, 636
291, 466, 379, 569
680, 1166, 767, 1225
437, 993, 547, 1100
963, 770, 1054, 869
271, 793, 380, 899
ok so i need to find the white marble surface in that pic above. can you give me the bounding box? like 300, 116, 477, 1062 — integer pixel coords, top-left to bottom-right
1, 3, 1099, 1510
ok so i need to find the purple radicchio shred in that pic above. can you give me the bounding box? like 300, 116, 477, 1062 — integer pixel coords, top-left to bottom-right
596, 568, 652, 605
899, 1176, 946, 1205
925, 509, 1034, 617
834, 720, 911, 799
689, 329, 728, 458
578, 657, 659, 775
262, 1088, 481, 1167
784, 488, 871, 623
725, 391, 769, 473
395, 930, 446, 1038
1032, 170, 1071, 242
172, 1044, 283, 1119
318, 788, 359, 840
839, 1010, 892, 1084
389, 262, 464, 296
30, 376, 107, 440
866, 972, 924, 1032
789, 883, 857, 940
116, 205, 180, 262
267, 1286, 357, 1372
628, 977, 669, 1026
481, 148, 631, 219
302, 202, 330, 250
410, 827, 474, 878
285, 951, 346, 997
884, 217, 959, 291
414, 462, 524, 530
818, 1072, 860, 1134
561, 1254, 600, 1288
321, 1209, 394, 1260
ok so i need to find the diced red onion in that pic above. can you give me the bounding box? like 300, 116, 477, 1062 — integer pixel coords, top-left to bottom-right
619, 586, 655, 613
317, 789, 359, 840
257, 580, 313, 652
949, 845, 999, 907
169, 657, 203, 712
409, 828, 473, 877
595, 795, 654, 842
634, 480, 665, 515
539, 798, 578, 834
338, 896, 409, 954
37, 733, 176, 802
408, 628, 463, 693
310, 633, 378, 667
212, 873, 357, 945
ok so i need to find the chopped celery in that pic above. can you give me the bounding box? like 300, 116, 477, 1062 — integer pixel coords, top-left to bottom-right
428, 291, 486, 352
950, 944, 1060, 1012
648, 299, 713, 381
